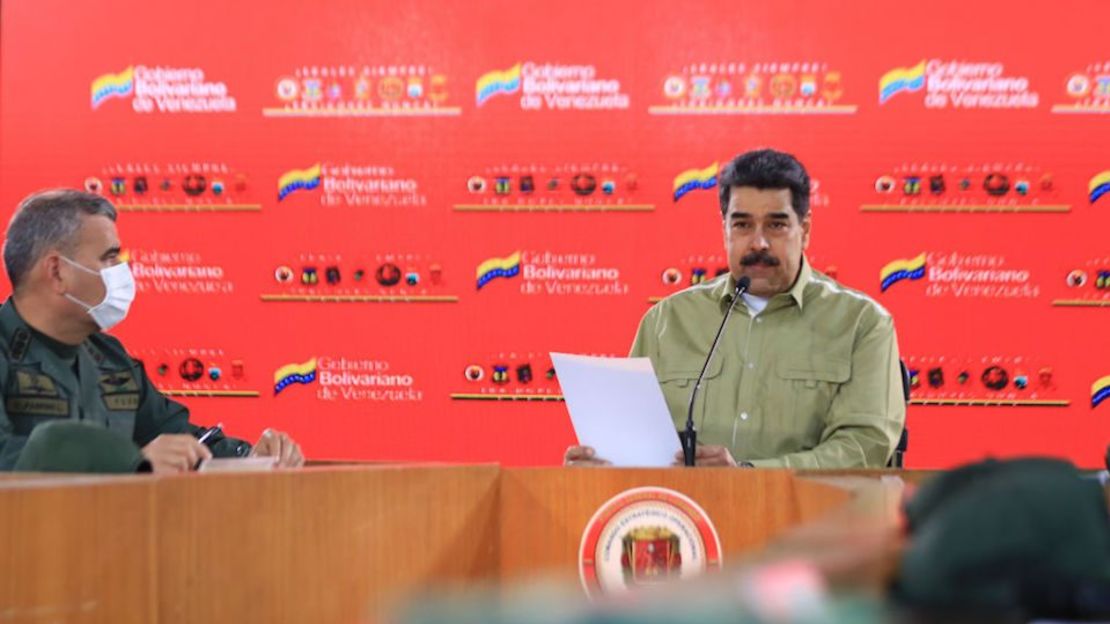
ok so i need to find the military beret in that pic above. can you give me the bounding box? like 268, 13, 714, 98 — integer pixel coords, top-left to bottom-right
13, 420, 149, 473
895, 457, 1110, 618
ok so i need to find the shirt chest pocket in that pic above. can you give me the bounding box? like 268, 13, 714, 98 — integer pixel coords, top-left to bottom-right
97, 369, 140, 434
774, 356, 851, 437
5, 367, 71, 435
658, 358, 723, 427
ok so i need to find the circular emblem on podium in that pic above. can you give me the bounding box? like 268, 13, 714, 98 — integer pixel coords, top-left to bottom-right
578, 486, 722, 598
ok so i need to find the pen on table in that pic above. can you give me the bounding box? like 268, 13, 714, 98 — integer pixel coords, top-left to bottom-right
197, 423, 224, 445
194, 423, 223, 470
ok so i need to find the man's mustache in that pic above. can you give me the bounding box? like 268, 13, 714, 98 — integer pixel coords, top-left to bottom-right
740, 251, 780, 267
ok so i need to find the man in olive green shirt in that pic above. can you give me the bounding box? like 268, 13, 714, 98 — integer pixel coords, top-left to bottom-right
566, 149, 904, 468
0, 190, 304, 472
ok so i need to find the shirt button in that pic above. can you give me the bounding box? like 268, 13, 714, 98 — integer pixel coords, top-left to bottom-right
747, 362, 755, 369
755, 318, 763, 324
740, 412, 749, 420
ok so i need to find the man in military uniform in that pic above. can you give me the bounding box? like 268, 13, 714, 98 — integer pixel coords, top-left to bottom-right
0, 189, 303, 472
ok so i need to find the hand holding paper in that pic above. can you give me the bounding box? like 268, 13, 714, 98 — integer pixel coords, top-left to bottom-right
551, 353, 682, 467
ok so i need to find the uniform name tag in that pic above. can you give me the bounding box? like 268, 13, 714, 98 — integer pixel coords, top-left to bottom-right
103, 393, 140, 411
6, 397, 68, 416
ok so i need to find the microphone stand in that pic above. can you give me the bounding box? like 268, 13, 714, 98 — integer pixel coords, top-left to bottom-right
682, 276, 750, 466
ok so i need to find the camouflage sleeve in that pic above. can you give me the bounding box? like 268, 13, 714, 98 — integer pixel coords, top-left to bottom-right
130, 359, 251, 458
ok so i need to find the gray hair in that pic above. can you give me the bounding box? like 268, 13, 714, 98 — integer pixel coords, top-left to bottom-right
4, 189, 117, 291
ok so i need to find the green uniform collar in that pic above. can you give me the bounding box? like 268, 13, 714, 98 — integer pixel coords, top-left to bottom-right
0, 298, 81, 361
716, 254, 812, 312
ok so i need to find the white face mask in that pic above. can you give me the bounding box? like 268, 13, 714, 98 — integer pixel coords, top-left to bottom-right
61, 256, 136, 331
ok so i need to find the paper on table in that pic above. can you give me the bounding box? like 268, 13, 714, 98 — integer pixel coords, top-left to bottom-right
197, 456, 277, 473
551, 352, 681, 467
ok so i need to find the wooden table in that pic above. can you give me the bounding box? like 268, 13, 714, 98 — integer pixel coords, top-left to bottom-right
0, 465, 912, 623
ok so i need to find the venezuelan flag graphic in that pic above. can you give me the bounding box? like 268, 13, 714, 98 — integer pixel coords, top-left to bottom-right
90, 67, 135, 109
1093, 375, 1110, 408
878, 61, 926, 104
672, 163, 719, 202
277, 164, 322, 201
475, 63, 522, 106
274, 358, 317, 395
1088, 171, 1110, 205
879, 253, 927, 292
476, 251, 522, 289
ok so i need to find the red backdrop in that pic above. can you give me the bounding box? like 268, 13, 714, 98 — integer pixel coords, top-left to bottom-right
1, 0, 1107, 467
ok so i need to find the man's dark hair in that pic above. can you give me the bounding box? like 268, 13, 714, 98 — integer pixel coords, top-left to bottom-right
717, 149, 811, 220
3, 189, 117, 291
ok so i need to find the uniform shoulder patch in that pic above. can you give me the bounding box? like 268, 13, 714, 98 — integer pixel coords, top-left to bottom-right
82, 342, 107, 366
10, 328, 30, 362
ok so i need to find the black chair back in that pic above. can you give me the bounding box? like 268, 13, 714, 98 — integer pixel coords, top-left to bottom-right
889, 360, 911, 468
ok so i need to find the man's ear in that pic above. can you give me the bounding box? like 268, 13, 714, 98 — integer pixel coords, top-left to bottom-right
42, 253, 67, 294
801, 214, 812, 249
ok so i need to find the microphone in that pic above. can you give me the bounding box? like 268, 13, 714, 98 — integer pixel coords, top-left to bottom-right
682, 275, 751, 467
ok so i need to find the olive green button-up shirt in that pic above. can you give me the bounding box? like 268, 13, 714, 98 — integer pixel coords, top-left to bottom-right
630, 257, 905, 468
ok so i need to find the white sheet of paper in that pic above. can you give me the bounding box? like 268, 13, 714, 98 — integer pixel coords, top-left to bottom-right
197, 456, 277, 473
551, 352, 682, 467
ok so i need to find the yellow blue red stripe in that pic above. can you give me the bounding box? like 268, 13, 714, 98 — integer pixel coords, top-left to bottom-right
90, 67, 135, 108
476, 63, 522, 106
879, 61, 926, 104
1092, 375, 1110, 408
880, 253, 927, 292
278, 164, 322, 201
476, 251, 521, 289
672, 163, 719, 202
1088, 171, 1110, 204
274, 358, 317, 395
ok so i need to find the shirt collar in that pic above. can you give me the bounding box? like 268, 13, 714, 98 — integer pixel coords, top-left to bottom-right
1, 297, 82, 360
717, 255, 812, 311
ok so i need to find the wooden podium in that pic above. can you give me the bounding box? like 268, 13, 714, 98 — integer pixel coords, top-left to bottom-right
0, 465, 875, 623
